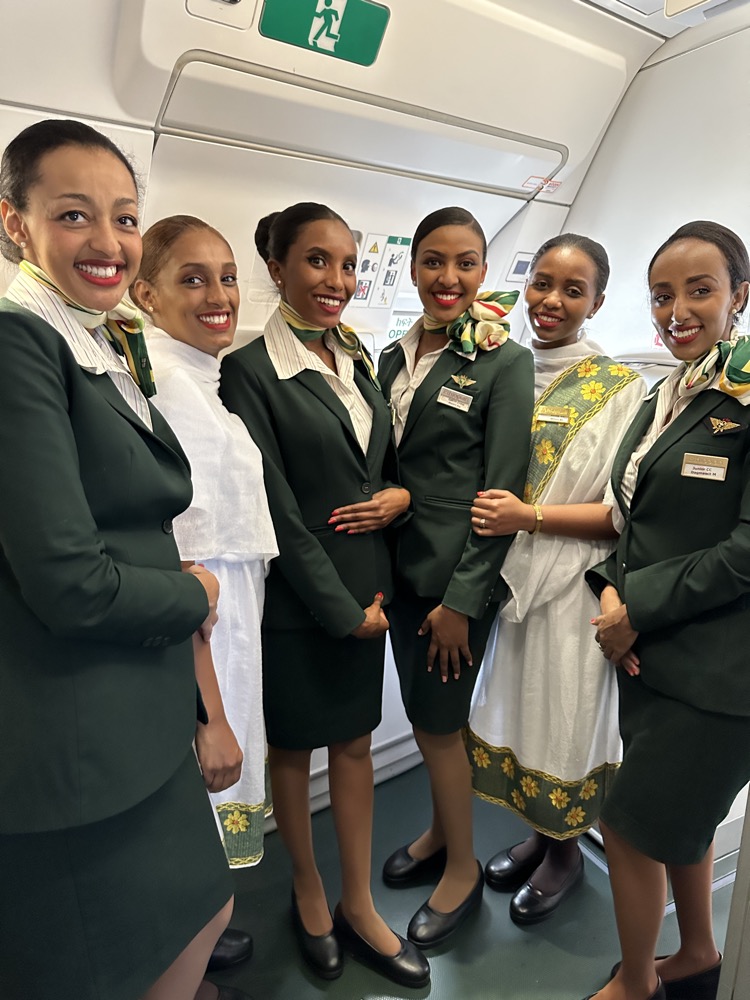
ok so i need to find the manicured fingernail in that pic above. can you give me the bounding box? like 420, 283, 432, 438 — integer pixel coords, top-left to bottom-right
328, 518, 336, 524
590, 619, 597, 624
335, 525, 345, 532
442, 675, 447, 684
417, 629, 424, 636
477, 491, 485, 496
331, 509, 339, 515
375, 592, 384, 600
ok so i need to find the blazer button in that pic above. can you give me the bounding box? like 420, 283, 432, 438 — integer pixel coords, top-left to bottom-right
162, 519, 173, 533
361, 482, 371, 494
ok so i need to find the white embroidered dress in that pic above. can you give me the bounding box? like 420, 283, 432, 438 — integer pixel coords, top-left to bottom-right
467, 338, 646, 837
148, 330, 278, 867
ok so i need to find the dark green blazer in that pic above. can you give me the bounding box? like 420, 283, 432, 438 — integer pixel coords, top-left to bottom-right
587, 386, 750, 715
0, 302, 209, 835
220, 337, 395, 638
379, 337, 534, 619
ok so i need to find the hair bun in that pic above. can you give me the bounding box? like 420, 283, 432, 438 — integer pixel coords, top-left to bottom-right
255, 212, 280, 262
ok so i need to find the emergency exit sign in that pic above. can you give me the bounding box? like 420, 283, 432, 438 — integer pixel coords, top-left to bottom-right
259, 0, 390, 67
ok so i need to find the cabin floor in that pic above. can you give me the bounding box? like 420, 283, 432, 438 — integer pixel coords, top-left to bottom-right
210, 765, 734, 1000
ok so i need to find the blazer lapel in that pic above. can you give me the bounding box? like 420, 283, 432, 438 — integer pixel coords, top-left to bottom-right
633, 389, 727, 493
354, 364, 389, 469
610, 394, 657, 510
378, 343, 406, 399
294, 368, 362, 457
400, 350, 474, 445
83, 371, 187, 467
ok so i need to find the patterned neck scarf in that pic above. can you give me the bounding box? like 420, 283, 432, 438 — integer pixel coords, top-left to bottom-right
679, 331, 750, 403
19, 260, 155, 397
278, 298, 379, 389
422, 290, 519, 355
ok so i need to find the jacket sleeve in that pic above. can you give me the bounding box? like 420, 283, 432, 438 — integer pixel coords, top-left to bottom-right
623, 446, 750, 632
442, 345, 535, 619
0, 311, 208, 644
220, 350, 366, 638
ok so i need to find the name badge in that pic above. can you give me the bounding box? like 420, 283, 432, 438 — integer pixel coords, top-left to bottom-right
537, 405, 570, 425
437, 385, 473, 412
681, 452, 728, 481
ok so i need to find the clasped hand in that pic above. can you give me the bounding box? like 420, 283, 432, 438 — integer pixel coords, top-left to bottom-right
591, 585, 640, 676
351, 592, 389, 639
195, 716, 243, 793
328, 487, 410, 535
471, 489, 533, 535
419, 605, 472, 683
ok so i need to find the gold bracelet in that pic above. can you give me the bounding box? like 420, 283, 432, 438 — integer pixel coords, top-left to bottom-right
529, 504, 543, 535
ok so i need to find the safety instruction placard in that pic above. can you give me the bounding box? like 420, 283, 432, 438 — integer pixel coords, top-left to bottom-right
355, 233, 411, 309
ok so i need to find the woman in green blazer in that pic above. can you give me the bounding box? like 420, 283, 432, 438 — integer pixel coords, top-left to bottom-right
0, 120, 241, 1000
583, 221, 750, 1000
371, 207, 534, 948
220, 202, 429, 990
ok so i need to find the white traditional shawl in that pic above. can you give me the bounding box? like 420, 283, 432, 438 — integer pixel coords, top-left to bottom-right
147, 329, 278, 566
500, 337, 646, 623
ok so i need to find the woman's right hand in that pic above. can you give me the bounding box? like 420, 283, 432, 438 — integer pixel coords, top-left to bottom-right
186, 564, 220, 641
351, 592, 389, 639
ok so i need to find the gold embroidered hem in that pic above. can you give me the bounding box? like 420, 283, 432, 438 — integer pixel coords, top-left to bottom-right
217, 800, 268, 868
524, 356, 639, 504
464, 728, 619, 839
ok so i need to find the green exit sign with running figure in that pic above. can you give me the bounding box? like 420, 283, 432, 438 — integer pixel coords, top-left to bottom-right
260, 0, 390, 67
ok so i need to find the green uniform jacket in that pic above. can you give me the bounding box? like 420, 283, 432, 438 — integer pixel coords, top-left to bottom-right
220, 337, 395, 638
0, 302, 209, 835
379, 337, 534, 618
587, 387, 750, 715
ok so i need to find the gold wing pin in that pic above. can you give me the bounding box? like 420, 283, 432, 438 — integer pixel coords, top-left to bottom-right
451, 374, 476, 389
709, 417, 742, 435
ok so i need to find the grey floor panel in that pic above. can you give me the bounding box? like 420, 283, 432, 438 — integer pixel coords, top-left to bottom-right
211, 765, 734, 999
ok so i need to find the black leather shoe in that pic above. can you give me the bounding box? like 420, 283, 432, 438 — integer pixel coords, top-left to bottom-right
206, 928, 253, 971
382, 843, 447, 886
291, 890, 343, 980
407, 860, 484, 949
484, 842, 547, 893
581, 978, 666, 1000
510, 851, 584, 925
609, 955, 721, 998
333, 904, 430, 988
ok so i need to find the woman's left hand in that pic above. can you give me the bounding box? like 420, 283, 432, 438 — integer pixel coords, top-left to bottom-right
328, 487, 410, 534
592, 604, 639, 666
195, 717, 244, 793
471, 490, 534, 536
419, 605, 472, 683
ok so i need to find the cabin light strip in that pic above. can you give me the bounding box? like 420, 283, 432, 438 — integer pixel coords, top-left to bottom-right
154, 50, 568, 201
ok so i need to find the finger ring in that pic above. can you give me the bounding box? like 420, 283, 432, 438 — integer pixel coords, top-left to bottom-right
480, 518, 486, 528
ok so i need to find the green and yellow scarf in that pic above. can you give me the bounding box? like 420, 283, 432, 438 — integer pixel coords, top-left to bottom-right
19, 260, 155, 397
681, 332, 750, 403
279, 299, 379, 389
423, 289, 519, 355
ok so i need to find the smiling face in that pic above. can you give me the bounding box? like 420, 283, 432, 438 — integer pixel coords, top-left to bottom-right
411, 224, 487, 324
524, 246, 604, 350
269, 218, 357, 328
649, 238, 749, 362
134, 228, 239, 357
1, 144, 141, 312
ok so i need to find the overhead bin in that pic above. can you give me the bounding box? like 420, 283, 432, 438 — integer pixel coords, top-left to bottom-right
160, 61, 565, 197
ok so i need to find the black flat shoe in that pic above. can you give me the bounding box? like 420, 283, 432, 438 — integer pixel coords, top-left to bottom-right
484, 842, 547, 893
215, 987, 255, 1000
206, 927, 253, 971
291, 890, 343, 980
581, 978, 666, 1000
609, 955, 721, 998
509, 851, 584, 925
333, 903, 430, 988
407, 860, 484, 949
382, 843, 447, 886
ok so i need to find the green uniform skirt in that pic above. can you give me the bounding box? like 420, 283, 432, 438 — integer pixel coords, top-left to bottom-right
262, 626, 386, 749
601, 673, 750, 865
0, 751, 233, 1000
389, 590, 498, 734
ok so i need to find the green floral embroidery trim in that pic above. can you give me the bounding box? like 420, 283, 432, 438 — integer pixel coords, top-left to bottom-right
524, 357, 639, 504
465, 728, 619, 839
217, 800, 267, 868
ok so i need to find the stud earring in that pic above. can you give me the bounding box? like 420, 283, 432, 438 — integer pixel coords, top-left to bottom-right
19, 241, 26, 249
148, 306, 154, 313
